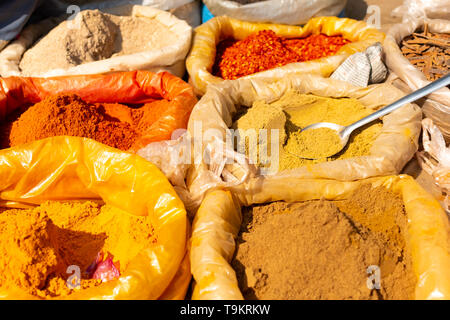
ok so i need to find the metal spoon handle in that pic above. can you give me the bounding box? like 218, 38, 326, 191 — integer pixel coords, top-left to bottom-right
343, 74, 450, 137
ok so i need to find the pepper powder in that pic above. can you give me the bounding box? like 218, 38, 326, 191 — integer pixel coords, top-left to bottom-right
214, 30, 351, 80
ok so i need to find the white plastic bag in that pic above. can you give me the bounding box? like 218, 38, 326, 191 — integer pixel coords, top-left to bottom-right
0, 6, 192, 78
392, 0, 450, 20
203, 0, 347, 25
417, 119, 450, 213
42, 0, 201, 27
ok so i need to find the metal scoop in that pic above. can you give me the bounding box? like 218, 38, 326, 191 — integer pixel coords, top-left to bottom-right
287, 73, 450, 160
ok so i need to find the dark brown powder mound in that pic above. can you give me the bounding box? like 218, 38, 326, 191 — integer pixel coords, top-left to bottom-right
232, 185, 416, 300
6, 94, 138, 151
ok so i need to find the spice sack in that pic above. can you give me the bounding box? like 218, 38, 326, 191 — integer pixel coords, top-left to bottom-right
384, 18, 450, 140
0, 71, 197, 152
190, 175, 450, 300
0, 136, 189, 299
186, 16, 385, 95
183, 75, 421, 211
202, 0, 347, 25
0, 6, 192, 78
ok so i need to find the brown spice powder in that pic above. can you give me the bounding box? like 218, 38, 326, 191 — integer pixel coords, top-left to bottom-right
232, 184, 416, 300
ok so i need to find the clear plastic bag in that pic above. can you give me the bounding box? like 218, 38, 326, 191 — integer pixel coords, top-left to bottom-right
392, 0, 450, 20
384, 18, 450, 140
417, 119, 450, 213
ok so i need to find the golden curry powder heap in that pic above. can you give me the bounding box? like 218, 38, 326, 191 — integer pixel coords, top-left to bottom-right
286, 127, 343, 159
0, 201, 157, 299
233, 91, 382, 172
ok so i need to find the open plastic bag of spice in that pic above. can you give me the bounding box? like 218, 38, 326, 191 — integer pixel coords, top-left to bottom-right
186, 16, 385, 95
384, 18, 450, 141
190, 175, 450, 300
202, 0, 347, 25
0, 70, 197, 152
417, 118, 450, 213
0, 6, 192, 78
0, 136, 189, 299
183, 75, 421, 212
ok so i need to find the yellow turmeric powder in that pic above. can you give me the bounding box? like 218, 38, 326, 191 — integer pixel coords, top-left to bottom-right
0, 201, 157, 299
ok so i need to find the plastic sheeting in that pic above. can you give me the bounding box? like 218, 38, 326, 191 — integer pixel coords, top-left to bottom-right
0, 136, 189, 299
186, 16, 385, 95
0, 6, 192, 78
190, 175, 450, 300
384, 18, 450, 141
203, 0, 347, 25
183, 75, 421, 212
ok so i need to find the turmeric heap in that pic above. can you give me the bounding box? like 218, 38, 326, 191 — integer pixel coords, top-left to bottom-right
0, 201, 157, 299
233, 91, 382, 172
0, 93, 168, 151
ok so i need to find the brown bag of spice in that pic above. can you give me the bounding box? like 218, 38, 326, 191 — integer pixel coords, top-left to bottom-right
0, 136, 189, 299
384, 18, 450, 140
190, 175, 450, 300
182, 75, 421, 212
186, 16, 385, 95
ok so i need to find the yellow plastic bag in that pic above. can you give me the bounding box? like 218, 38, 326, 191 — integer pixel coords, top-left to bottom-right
190, 175, 450, 300
184, 75, 422, 212
0, 136, 189, 300
186, 16, 385, 95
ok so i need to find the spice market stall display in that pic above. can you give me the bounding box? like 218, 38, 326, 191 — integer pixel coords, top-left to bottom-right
186, 16, 385, 95
0, 71, 197, 153
182, 75, 421, 211
0, 6, 192, 78
190, 175, 450, 300
0, 136, 189, 299
384, 18, 450, 140
202, 0, 347, 25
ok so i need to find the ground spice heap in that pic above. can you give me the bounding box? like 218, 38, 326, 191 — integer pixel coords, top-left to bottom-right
233, 91, 382, 171
0, 93, 167, 151
400, 24, 450, 81
232, 184, 416, 300
0, 201, 157, 299
214, 30, 351, 80
20, 10, 177, 76
288, 127, 343, 159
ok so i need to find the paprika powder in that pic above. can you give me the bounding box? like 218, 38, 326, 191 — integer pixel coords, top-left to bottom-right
1, 93, 176, 151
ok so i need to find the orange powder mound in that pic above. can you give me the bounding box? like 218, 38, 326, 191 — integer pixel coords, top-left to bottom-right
7, 94, 138, 150
2, 94, 171, 151
0, 201, 157, 299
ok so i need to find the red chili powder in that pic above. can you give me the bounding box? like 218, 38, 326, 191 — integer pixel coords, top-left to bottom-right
214, 30, 351, 80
